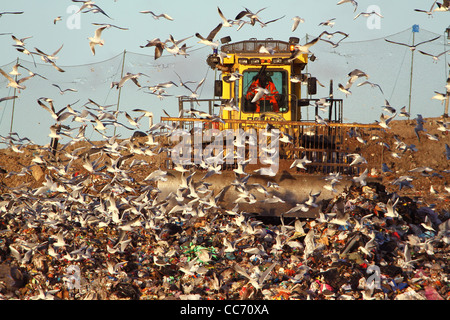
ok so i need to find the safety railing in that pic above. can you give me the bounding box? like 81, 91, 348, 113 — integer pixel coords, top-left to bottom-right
159, 116, 383, 175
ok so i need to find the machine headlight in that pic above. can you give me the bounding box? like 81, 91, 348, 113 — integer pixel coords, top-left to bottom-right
271, 58, 283, 64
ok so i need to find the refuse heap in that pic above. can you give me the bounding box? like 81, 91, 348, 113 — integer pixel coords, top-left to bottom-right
0, 168, 448, 300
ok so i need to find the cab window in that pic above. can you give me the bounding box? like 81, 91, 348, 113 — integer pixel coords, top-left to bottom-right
242, 69, 288, 113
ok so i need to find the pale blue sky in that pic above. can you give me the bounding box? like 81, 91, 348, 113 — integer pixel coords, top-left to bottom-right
1, 0, 449, 65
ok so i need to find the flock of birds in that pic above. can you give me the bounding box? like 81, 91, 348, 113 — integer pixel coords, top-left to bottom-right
0, 1, 448, 301
0, 1, 449, 105
0, 114, 448, 300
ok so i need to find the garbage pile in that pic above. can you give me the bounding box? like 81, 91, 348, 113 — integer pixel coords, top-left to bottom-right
0, 171, 448, 300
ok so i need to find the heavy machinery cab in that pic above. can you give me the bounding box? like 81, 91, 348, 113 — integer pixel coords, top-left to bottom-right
205, 37, 342, 124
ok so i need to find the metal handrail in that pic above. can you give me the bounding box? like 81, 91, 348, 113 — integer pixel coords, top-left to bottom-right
160, 116, 381, 129
160, 116, 382, 175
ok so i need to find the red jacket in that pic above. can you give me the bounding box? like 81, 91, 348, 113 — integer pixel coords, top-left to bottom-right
246, 79, 279, 112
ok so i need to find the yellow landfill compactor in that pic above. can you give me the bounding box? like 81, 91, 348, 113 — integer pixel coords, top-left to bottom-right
158, 37, 380, 217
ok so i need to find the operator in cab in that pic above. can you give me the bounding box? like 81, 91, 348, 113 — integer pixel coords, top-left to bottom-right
246, 67, 280, 113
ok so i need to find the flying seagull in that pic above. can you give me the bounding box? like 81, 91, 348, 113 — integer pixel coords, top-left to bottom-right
11, 35, 32, 46
315, 114, 328, 126
72, 0, 97, 12
399, 106, 410, 118
0, 96, 17, 103
13, 45, 37, 67
347, 68, 369, 84
33, 44, 65, 72
357, 81, 384, 94
290, 155, 312, 170
235, 7, 268, 26
53, 16, 62, 24
73, 0, 111, 18
88, 25, 107, 55
82, 6, 112, 19
37, 97, 69, 121
0, 67, 34, 90
418, 49, 450, 63
8, 63, 24, 76
414, 0, 438, 15
431, 91, 448, 104
287, 35, 322, 61
163, 35, 192, 59
41, 56, 65, 72
378, 113, 396, 129
259, 45, 275, 54
319, 18, 336, 27
347, 153, 367, 166
140, 10, 174, 21
251, 87, 270, 103
180, 77, 206, 99
132, 109, 154, 128
111, 72, 148, 89
258, 15, 286, 28
196, 23, 222, 48
338, 83, 352, 96
435, 0, 450, 11
91, 22, 129, 30
354, 10, 384, 20
319, 30, 349, 47
382, 99, 396, 114
140, 38, 166, 59
34, 44, 64, 62
291, 16, 305, 32
337, 0, 358, 12
0, 11, 24, 18
321, 30, 349, 39
384, 35, 441, 51
52, 84, 78, 94
217, 7, 233, 27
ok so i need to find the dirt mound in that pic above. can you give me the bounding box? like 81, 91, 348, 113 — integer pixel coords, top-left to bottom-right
367, 117, 449, 211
